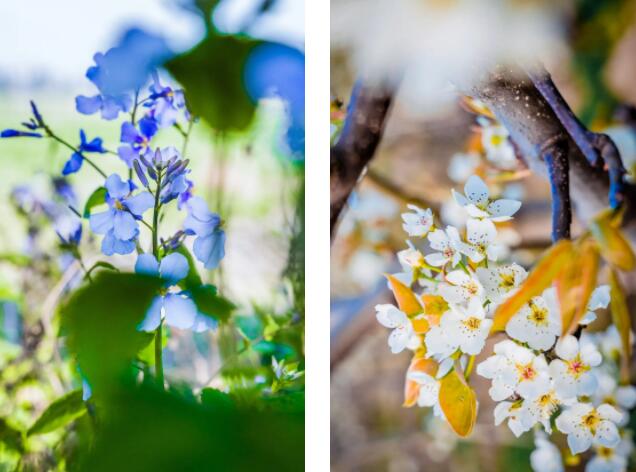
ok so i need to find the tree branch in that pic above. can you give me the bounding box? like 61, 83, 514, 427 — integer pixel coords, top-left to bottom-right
542, 137, 571, 241
331, 81, 393, 239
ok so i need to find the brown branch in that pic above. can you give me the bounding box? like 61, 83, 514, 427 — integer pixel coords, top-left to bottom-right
331, 82, 393, 239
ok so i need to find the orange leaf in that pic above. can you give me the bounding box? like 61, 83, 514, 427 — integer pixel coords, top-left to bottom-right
420, 294, 449, 326
555, 244, 582, 336
491, 239, 574, 332
385, 274, 423, 317
403, 355, 438, 407
590, 211, 636, 271
438, 368, 477, 437
609, 269, 632, 384
564, 239, 599, 335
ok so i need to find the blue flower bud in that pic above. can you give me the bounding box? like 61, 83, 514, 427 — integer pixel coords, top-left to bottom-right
133, 160, 149, 188
1, 129, 43, 138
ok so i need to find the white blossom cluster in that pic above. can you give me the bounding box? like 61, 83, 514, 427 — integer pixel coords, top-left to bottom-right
375, 174, 636, 471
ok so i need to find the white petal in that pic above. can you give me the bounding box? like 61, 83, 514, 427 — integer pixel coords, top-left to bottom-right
597, 404, 623, 423
427, 229, 448, 251
588, 285, 610, 310
464, 175, 490, 205
616, 386, 636, 409
594, 420, 620, 448
494, 401, 512, 425
388, 326, 411, 354
424, 252, 447, 267
555, 335, 579, 361
488, 199, 521, 219
375, 304, 407, 328
566, 428, 593, 455
451, 189, 469, 207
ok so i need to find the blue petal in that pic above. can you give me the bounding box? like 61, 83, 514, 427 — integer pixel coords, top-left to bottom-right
105, 174, 130, 199
89, 209, 115, 234
100, 96, 124, 120
138, 296, 163, 332
183, 196, 220, 237
139, 116, 158, 139
193, 230, 225, 270
120, 122, 140, 144
192, 312, 217, 333
62, 152, 84, 175
82, 379, 92, 401
163, 293, 197, 329
124, 191, 154, 216
118, 145, 137, 168
112, 210, 137, 240
101, 229, 136, 256
135, 253, 160, 277
76, 95, 102, 115
159, 252, 189, 285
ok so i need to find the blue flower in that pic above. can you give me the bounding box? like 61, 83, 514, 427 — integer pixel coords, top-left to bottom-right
117, 117, 158, 167
244, 43, 305, 158
1, 129, 42, 138
135, 252, 200, 331
54, 212, 82, 246
75, 93, 133, 121
145, 74, 187, 128
89, 174, 154, 255
85, 28, 172, 97
52, 177, 77, 206
62, 130, 107, 175
183, 197, 225, 269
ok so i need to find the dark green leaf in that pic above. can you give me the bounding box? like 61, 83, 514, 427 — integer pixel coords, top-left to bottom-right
166, 35, 260, 131
27, 389, 86, 436
200, 388, 234, 410
86, 261, 119, 278
191, 284, 235, 323
83, 187, 107, 218
0, 418, 23, 452
61, 272, 162, 392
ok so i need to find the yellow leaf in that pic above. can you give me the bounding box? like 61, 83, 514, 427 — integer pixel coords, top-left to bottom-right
609, 268, 632, 384
403, 355, 438, 407
385, 274, 423, 317
564, 239, 599, 335
555, 244, 582, 336
420, 294, 449, 326
590, 211, 636, 271
438, 368, 477, 437
491, 239, 574, 332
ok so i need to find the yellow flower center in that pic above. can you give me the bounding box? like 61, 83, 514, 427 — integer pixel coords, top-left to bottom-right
516, 363, 536, 381
463, 316, 482, 331
581, 411, 601, 433
536, 391, 559, 415
527, 301, 549, 327
490, 134, 505, 147
566, 355, 590, 379
597, 446, 614, 459
114, 199, 125, 210
443, 247, 454, 259
498, 272, 516, 290
464, 281, 479, 296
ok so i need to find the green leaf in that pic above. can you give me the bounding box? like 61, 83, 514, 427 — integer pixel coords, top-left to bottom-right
166, 34, 260, 131
0, 418, 23, 452
61, 272, 163, 392
200, 388, 234, 410
191, 284, 235, 323
27, 389, 86, 436
174, 245, 203, 289
83, 187, 107, 218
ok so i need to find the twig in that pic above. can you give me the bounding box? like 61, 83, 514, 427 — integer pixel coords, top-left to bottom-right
331, 81, 394, 239
542, 137, 571, 241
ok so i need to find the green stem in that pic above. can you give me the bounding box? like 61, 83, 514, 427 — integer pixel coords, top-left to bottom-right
464, 355, 476, 380
181, 119, 194, 158
152, 170, 164, 388
46, 131, 107, 178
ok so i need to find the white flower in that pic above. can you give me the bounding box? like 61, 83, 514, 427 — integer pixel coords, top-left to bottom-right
505, 291, 560, 351
586, 437, 633, 472
452, 175, 521, 222
375, 304, 415, 354
438, 270, 483, 305
525, 386, 575, 434
556, 403, 622, 455
494, 401, 534, 437
477, 263, 527, 303
481, 122, 517, 170
448, 152, 480, 183
592, 370, 636, 427
458, 218, 508, 263
580, 285, 611, 325
407, 371, 440, 408
402, 205, 434, 237
393, 243, 432, 286
597, 325, 634, 361
549, 335, 602, 398
424, 226, 462, 267
477, 340, 550, 400
530, 432, 564, 472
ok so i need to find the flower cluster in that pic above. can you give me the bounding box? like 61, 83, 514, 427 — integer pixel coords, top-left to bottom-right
1, 37, 225, 335
375, 174, 635, 471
